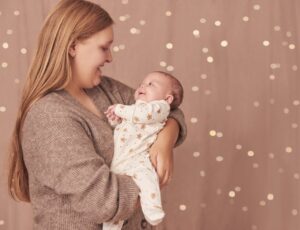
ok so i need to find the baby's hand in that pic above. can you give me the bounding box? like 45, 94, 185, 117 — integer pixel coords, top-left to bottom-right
104, 105, 120, 121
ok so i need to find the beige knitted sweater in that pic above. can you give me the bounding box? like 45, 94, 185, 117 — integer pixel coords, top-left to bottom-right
21, 76, 186, 230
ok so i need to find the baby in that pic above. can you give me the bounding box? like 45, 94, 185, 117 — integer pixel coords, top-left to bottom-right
103, 71, 184, 230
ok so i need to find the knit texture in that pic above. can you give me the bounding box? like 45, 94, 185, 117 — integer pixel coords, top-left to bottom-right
21, 76, 187, 229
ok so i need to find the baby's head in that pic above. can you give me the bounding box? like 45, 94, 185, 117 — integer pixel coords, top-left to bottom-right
134, 71, 184, 109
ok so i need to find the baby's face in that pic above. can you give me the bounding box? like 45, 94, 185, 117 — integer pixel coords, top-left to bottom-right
134, 72, 172, 102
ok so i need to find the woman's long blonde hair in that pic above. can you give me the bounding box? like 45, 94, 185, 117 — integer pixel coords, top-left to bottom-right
8, 0, 113, 202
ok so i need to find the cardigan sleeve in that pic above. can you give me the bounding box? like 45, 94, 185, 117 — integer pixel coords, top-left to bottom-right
22, 103, 139, 224
105, 76, 187, 147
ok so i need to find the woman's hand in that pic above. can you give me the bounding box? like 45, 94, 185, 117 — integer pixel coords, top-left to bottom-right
149, 118, 179, 188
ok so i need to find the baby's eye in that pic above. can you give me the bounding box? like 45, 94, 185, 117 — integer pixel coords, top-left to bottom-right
101, 47, 109, 51
148, 82, 153, 86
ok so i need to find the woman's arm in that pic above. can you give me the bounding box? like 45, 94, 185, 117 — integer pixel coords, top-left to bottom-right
149, 117, 179, 187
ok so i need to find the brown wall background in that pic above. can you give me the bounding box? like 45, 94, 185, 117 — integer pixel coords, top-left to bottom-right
0, 0, 300, 229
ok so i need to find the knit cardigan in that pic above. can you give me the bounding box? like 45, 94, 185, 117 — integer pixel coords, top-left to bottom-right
21, 76, 187, 229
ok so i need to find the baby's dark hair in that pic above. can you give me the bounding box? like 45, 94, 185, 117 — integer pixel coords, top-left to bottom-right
154, 71, 184, 109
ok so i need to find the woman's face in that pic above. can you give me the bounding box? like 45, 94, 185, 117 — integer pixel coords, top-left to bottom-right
69, 26, 113, 89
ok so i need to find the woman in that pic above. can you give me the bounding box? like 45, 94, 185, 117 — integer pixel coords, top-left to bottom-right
8, 0, 186, 229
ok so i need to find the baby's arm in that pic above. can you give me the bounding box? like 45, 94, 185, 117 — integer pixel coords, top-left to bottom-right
114, 100, 170, 124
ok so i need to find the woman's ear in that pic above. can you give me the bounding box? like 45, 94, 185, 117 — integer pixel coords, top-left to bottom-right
165, 94, 174, 105
68, 41, 77, 57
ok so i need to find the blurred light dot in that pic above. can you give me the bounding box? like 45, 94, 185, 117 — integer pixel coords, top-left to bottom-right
209, 130, 217, 136
202, 47, 209, 53
200, 74, 208, 79
259, 200, 266, 206
267, 193, 274, 200
292, 65, 298, 71
242, 16, 249, 22
2, 42, 9, 49
228, 191, 235, 198
235, 186, 241, 192
269, 98, 275, 104
294, 173, 300, 179
251, 225, 258, 230
139, 20, 146, 25
14, 78, 20, 84
289, 44, 296, 50
166, 43, 173, 49
214, 20, 221, 26
113, 46, 119, 52
270, 63, 280, 69
165, 11, 172, 16
236, 144, 242, 150
166, 65, 174, 71
1, 62, 8, 68
263, 40, 270, 46
282, 41, 288, 46
220, 40, 228, 47
207, 56, 214, 63
179, 204, 186, 211
0, 220, 4, 225
283, 108, 289, 114
200, 203, 207, 208
0, 106, 7, 112
204, 89, 211, 95
160, 61, 167, 67
193, 30, 200, 38
274, 25, 281, 31
192, 86, 199, 92
0, 11, 2, 16
14, 10, 20, 16
216, 132, 223, 137
253, 163, 259, 168
269, 74, 275, 80
225, 105, 232, 111
286, 31, 292, 37
242, 206, 248, 212
193, 152, 200, 157
268, 153, 275, 159
293, 100, 300, 106
278, 168, 284, 173
200, 18, 207, 23
121, 0, 128, 4
216, 156, 224, 162
6, 29, 13, 35
130, 27, 138, 34
291, 123, 298, 128
119, 44, 125, 50
253, 4, 261, 10
190, 117, 198, 123
291, 209, 298, 216
20, 48, 27, 54
253, 101, 260, 107
215, 189, 222, 195
200, 170, 205, 177
119, 16, 126, 21
285, 147, 292, 153
248, 151, 255, 157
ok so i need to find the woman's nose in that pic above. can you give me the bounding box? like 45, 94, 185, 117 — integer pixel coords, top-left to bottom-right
106, 49, 113, 63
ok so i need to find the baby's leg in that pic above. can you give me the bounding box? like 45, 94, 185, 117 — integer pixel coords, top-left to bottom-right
126, 157, 165, 225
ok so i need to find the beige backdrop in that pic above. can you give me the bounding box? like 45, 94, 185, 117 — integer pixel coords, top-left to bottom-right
0, 0, 300, 230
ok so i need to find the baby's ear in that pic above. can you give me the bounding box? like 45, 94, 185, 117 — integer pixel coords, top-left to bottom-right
165, 94, 174, 104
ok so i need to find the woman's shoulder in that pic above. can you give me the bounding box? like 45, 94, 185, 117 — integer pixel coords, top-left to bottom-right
25, 91, 74, 121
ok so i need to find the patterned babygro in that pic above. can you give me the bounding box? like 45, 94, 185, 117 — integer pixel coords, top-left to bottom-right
102, 100, 170, 230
